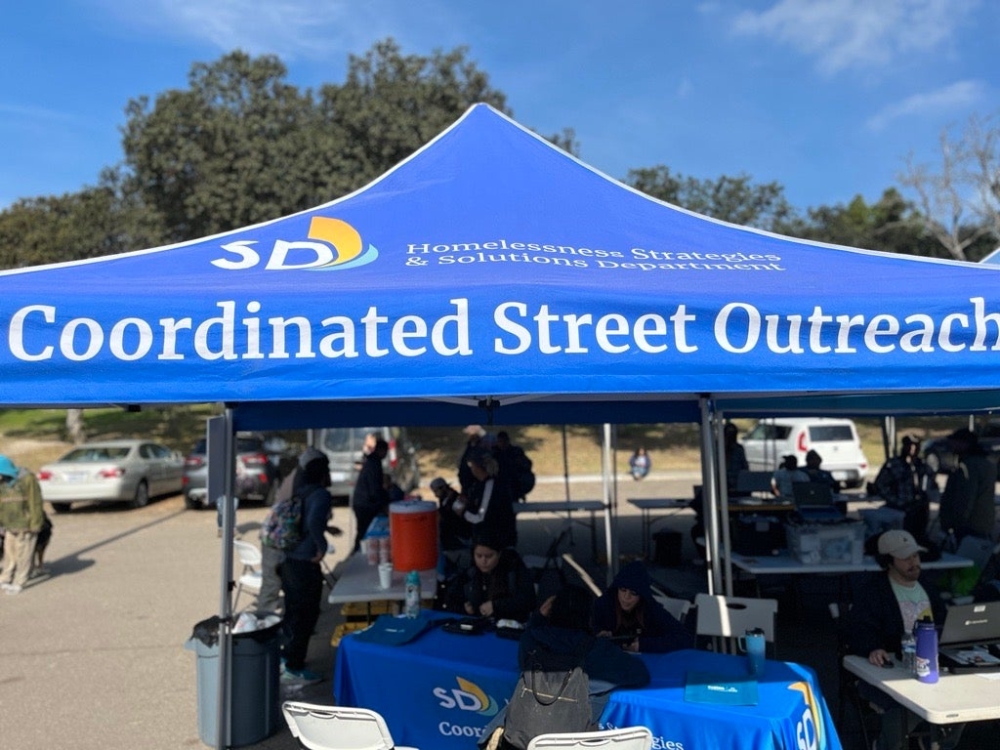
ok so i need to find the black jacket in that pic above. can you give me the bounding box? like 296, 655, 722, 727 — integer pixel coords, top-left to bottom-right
846, 570, 946, 658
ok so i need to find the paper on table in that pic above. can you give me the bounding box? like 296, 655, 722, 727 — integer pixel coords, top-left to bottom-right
683, 671, 759, 706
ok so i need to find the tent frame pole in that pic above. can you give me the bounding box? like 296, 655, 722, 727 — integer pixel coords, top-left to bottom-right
216, 410, 236, 750
699, 398, 723, 595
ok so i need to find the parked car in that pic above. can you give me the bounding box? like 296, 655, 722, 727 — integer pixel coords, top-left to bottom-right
921, 423, 1000, 474
182, 432, 280, 510
312, 426, 420, 505
740, 417, 869, 489
38, 439, 184, 512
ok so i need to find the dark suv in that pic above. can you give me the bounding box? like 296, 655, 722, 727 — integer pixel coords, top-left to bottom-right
182, 433, 280, 510
921, 423, 1000, 474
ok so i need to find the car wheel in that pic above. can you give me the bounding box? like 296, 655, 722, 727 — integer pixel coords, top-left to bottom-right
183, 493, 201, 510
131, 481, 150, 509
51, 502, 72, 514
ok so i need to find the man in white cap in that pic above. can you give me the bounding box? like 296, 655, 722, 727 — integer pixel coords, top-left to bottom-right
847, 530, 961, 749
0, 454, 45, 595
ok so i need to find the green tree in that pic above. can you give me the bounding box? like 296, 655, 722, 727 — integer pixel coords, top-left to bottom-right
121, 51, 317, 244
0, 176, 159, 269
121, 41, 512, 245
626, 166, 796, 231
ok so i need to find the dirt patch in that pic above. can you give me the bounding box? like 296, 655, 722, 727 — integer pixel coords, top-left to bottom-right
0, 435, 72, 470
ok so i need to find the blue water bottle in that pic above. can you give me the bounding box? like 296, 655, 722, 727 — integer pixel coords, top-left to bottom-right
914, 617, 938, 684
404, 570, 421, 618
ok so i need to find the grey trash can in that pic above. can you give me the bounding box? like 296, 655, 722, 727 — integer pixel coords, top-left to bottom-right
186, 613, 282, 747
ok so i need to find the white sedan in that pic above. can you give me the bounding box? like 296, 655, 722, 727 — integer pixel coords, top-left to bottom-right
39, 439, 184, 513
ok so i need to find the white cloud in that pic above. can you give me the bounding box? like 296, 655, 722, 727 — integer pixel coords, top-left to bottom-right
731, 0, 980, 76
866, 80, 987, 131
93, 0, 423, 61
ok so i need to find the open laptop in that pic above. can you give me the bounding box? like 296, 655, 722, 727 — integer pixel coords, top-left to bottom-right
791, 482, 843, 521
938, 601, 1000, 673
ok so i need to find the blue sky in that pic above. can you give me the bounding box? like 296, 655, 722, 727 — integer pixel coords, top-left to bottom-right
1, 0, 996, 215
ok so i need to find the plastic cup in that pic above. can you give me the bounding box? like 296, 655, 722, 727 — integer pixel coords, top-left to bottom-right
378, 562, 393, 589
739, 629, 767, 676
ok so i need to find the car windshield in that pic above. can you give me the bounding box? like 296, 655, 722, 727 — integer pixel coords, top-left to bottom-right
808, 425, 854, 442
744, 424, 791, 441
61, 446, 131, 462
322, 427, 376, 452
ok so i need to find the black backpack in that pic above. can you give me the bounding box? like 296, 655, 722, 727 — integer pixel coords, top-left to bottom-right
501, 650, 592, 750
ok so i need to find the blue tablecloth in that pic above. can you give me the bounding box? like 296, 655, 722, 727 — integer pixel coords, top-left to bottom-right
334, 615, 841, 750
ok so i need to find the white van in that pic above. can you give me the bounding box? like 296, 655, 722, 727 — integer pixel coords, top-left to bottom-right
740, 417, 869, 489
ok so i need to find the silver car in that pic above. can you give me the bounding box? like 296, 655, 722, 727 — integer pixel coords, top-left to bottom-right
38, 439, 184, 513
313, 426, 420, 505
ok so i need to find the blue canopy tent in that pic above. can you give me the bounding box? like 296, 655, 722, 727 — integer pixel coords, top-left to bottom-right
3, 104, 1000, 747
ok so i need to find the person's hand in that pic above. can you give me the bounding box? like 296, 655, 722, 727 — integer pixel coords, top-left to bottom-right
538, 595, 556, 618
464, 602, 475, 615
596, 630, 612, 639
868, 648, 891, 667
479, 601, 494, 618
622, 639, 639, 653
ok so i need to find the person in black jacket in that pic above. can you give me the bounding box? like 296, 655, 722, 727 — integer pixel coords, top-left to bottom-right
351, 439, 390, 553
444, 528, 536, 622
592, 560, 693, 654
846, 530, 962, 750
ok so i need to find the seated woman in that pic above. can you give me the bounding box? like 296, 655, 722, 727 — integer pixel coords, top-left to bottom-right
592, 560, 693, 653
443, 528, 536, 623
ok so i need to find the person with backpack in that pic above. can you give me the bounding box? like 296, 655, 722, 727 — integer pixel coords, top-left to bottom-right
278, 452, 333, 685
0, 455, 45, 595
258, 447, 325, 614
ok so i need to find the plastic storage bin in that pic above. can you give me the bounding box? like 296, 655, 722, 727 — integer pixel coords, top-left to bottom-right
786, 520, 865, 565
186, 613, 282, 747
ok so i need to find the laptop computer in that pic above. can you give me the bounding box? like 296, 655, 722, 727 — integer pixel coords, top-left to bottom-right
791, 482, 843, 521
938, 601, 1000, 673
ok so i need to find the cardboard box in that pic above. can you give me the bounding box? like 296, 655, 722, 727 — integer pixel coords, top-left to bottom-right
786, 519, 864, 565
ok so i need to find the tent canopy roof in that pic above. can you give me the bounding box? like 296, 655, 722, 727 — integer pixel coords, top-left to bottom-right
4, 104, 1000, 427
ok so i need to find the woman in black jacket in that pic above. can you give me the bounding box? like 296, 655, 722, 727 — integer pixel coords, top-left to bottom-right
444, 529, 536, 622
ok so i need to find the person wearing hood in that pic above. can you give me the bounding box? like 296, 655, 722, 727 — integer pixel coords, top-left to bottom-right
0, 455, 44, 595
592, 560, 693, 654
278, 453, 334, 685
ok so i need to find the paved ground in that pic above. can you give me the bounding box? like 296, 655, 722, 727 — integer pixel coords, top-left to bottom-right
1, 472, 996, 749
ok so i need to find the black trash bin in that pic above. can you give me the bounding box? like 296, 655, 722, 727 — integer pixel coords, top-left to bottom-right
186, 613, 282, 747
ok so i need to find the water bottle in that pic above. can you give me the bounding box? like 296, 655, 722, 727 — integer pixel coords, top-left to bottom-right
901, 630, 916, 674
404, 570, 421, 618
914, 617, 939, 683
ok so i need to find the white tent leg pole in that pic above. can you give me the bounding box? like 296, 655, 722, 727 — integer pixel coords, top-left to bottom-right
699, 398, 722, 595
215, 411, 236, 750
602, 423, 615, 585
715, 414, 734, 597
562, 425, 571, 502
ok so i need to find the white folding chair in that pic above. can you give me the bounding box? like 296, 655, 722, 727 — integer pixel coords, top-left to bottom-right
650, 585, 692, 624
694, 593, 778, 655
232, 539, 263, 611
526, 726, 653, 750
281, 702, 418, 750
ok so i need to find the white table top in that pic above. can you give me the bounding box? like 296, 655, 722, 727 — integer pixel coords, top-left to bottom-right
512, 499, 605, 513
728, 551, 973, 576
326, 553, 437, 605
843, 654, 1000, 724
